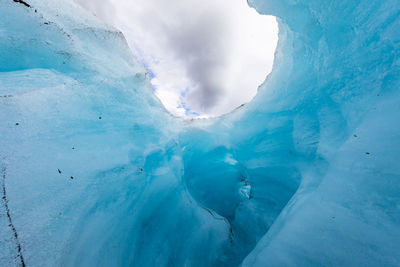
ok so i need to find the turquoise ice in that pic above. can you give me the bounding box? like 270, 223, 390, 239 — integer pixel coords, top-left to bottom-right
0, 0, 399, 266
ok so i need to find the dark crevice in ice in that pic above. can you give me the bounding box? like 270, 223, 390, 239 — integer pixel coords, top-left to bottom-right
12, 0, 30, 8
1, 165, 26, 267
197, 204, 234, 243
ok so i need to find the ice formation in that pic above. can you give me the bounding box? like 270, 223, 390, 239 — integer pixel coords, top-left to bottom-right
0, 0, 399, 266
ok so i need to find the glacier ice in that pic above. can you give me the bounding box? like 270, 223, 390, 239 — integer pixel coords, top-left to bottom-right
0, 0, 399, 266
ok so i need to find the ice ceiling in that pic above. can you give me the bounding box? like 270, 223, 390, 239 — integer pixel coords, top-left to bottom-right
0, 0, 399, 266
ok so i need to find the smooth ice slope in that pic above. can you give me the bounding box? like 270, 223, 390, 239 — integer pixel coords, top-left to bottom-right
1, 0, 400, 266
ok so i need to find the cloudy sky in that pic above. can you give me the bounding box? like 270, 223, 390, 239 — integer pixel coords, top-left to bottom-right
74, 0, 278, 117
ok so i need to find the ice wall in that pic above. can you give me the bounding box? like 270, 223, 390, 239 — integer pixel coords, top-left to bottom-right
239, 0, 400, 265
0, 0, 399, 266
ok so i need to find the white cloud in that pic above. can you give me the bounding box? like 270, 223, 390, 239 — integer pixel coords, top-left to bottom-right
74, 0, 278, 117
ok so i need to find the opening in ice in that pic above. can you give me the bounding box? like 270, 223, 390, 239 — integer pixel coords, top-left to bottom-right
74, 0, 279, 118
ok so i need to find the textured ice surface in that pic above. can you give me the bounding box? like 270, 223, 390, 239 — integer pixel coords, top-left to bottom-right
1, 0, 399, 266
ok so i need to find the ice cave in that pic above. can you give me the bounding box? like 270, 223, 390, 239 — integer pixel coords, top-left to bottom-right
0, 0, 399, 266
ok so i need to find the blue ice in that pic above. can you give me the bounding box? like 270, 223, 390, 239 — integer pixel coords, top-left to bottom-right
0, 0, 399, 266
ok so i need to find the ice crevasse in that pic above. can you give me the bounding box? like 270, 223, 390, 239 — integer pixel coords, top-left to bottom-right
0, 0, 399, 266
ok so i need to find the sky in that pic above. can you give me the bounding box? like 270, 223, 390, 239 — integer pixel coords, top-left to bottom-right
74, 0, 278, 118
